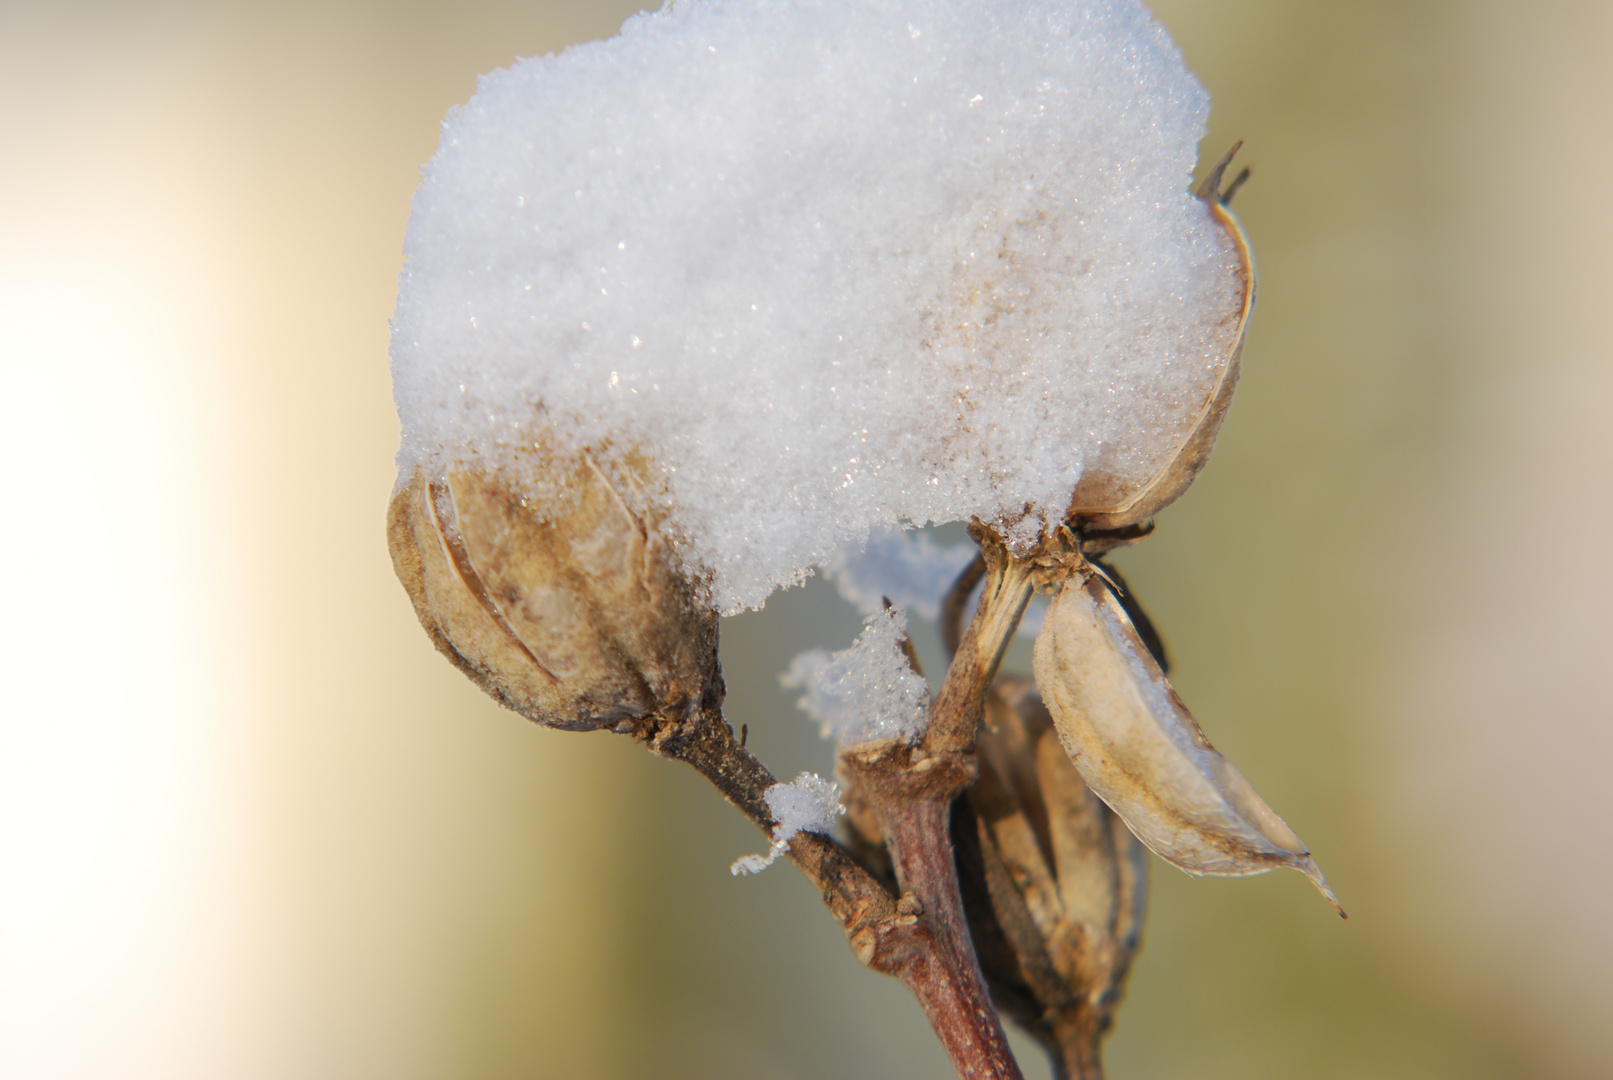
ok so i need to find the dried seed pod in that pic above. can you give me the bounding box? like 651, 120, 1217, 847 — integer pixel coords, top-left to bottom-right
1031, 565, 1342, 915
1069, 146, 1256, 531
958, 676, 1148, 1080
386, 455, 720, 731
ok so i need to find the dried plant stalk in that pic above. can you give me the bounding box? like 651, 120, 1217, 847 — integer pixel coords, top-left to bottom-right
391, 458, 1041, 1078
384, 143, 1314, 1080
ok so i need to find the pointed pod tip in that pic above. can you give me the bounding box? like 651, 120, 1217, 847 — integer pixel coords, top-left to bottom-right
1298, 856, 1347, 919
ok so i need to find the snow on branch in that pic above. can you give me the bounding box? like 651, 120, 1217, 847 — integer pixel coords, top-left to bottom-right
731, 773, 845, 876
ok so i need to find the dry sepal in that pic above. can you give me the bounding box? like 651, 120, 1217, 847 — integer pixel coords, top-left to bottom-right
386, 454, 720, 732
1031, 565, 1342, 915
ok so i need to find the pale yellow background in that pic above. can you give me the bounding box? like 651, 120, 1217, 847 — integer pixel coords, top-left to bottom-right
3, 2, 1609, 1078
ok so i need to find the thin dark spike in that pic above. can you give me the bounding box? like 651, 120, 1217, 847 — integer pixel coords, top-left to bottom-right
739, 723, 748, 748
1195, 139, 1244, 203
1221, 166, 1252, 205
884, 595, 926, 679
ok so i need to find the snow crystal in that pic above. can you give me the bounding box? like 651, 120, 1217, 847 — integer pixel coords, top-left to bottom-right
731, 772, 844, 875
392, 0, 1240, 614
784, 608, 930, 748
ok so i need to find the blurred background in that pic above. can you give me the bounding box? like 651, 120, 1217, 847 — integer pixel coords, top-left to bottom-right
3, 1, 1609, 1077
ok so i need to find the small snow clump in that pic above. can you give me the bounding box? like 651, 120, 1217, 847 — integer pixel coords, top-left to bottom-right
731, 772, 845, 875
783, 608, 931, 748
392, 0, 1238, 613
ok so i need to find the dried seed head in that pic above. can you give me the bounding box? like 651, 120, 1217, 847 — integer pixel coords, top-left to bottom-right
958, 676, 1149, 1078
386, 453, 720, 732
1031, 562, 1343, 915
1068, 147, 1256, 531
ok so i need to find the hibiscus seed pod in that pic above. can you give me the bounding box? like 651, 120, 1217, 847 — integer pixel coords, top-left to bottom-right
958, 675, 1149, 1080
1031, 564, 1343, 915
386, 455, 720, 732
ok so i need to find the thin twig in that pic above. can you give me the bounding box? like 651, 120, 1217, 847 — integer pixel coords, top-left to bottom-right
644, 703, 896, 933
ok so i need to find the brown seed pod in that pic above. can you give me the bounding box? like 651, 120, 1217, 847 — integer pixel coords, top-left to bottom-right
957, 676, 1148, 1080
386, 454, 720, 732
1069, 145, 1256, 531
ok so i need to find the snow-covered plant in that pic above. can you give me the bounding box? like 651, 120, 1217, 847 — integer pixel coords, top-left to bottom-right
386, 1, 1338, 1076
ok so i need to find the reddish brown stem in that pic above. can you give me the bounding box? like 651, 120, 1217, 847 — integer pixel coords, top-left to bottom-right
886, 800, 1025, 1080
645, 704, 1019, 1079
842, 527, 1047, 1078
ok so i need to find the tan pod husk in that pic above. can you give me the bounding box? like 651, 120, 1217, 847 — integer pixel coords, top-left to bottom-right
387, 457, 719, 731
1031, 569, 1342, 915
1069, 150, 1256, 531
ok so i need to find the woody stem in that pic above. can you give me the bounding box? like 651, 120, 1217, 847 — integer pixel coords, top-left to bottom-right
842, 529, 1042, 1077
644, 703, 1019, 1078
645, 525, 1042, 1078
883, 797, 1025, 1079
928, 528, 1039, 756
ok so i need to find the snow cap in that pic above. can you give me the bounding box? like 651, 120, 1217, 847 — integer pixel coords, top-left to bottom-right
392, 0, 1238, 614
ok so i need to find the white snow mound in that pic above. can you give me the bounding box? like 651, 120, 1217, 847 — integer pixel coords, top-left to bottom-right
784, 607, 932, 748
391, 0, 1238, 614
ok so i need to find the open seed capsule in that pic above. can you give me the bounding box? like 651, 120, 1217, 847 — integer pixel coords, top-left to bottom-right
386, 455, 720, 732
959, 676, 1149, 1079
1031, 565, 1342, 915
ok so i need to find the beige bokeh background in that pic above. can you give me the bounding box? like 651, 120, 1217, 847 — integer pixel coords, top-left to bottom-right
3, 2, 1609, 1077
